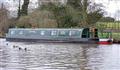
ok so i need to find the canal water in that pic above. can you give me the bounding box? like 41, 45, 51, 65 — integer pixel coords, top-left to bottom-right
0, 39, 120, 70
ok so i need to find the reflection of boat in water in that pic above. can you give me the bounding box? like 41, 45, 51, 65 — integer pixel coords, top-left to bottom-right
6, 28, 99, 43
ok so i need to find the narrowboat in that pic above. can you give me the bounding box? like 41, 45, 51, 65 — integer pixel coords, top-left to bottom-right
6, 28, 99, 43
98, 32, 113, 44
98, 38, 113, 44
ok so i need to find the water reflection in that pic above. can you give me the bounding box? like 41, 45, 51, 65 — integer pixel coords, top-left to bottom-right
0, 42, 120, 70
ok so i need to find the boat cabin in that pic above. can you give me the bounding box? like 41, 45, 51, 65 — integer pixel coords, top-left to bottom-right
6, 28, 98, 42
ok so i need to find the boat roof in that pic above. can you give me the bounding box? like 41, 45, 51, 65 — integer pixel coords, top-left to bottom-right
9, 28, 86, 30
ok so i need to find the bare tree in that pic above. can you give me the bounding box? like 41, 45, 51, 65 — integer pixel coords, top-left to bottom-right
21, 0, 30, 16
0, 3, 9, 37
17, 0, 21, 19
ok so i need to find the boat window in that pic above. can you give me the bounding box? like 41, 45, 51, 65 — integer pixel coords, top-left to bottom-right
29, 30, 36, 33
11, 31, 15, 35
19, 31, 23, 35
60, 31, 66, 35
59, 30, 69, 36
69, 31, 76, 36
41, 31, 45, 35
28, 30, 37, 36
51, 31, 57, 36
69, 31, 80, 36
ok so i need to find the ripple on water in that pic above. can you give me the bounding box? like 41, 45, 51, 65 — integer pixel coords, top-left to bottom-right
0, 41, 120, 70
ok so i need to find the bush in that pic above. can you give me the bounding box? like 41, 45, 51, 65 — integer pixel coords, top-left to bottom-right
16, 10, 57, 28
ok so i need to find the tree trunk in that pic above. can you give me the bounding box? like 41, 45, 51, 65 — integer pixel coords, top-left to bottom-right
17, 0, 21, 19
21, 0, 30, 16
82, 0, 88, 27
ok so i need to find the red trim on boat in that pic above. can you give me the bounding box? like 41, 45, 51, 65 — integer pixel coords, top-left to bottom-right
98, 41, 112, 44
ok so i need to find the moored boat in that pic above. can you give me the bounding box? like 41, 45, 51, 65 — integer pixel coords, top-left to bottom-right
98, 38, 113, 44
6, 28, 99, 43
